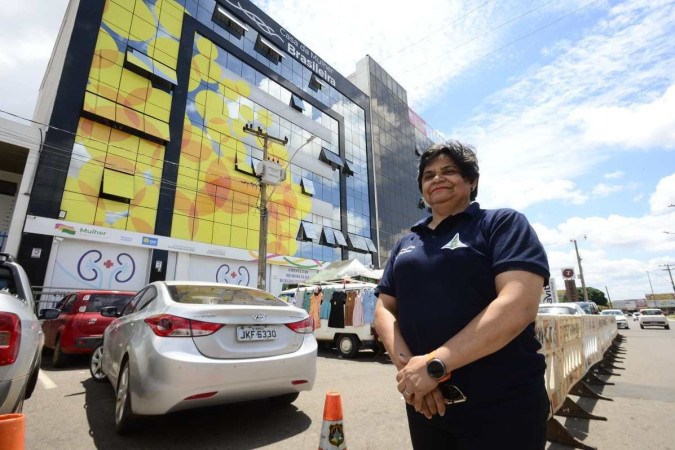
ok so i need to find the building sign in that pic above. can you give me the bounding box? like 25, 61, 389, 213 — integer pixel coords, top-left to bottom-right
540, 278, 558, 303
223, 0, 337, 87
23, 215, 322, 269
562, 268, 574, 279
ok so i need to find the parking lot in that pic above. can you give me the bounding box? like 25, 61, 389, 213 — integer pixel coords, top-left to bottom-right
24, 347, 413, 449
21, 323, 675, 449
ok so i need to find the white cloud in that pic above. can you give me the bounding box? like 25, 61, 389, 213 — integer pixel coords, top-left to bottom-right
592, 183, 624, 197
604, 170, 624, 179
571, 84, 675, 149
649, 173, 675, 214
451, 0, 675, 211
0, 0, 70, 120
538, 207, 675, 299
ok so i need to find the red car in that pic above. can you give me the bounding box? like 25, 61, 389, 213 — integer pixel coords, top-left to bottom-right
40, 290, 135, 367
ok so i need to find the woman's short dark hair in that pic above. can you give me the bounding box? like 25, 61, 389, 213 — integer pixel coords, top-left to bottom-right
417, 140, 480, 200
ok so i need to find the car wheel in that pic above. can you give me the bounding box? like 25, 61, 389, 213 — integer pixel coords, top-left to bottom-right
52, 336, 68, 367
89, 345, 106, 382
665, 324, 670, 330
115, 360, 137, 434
337, 334, 360, 358
640, 324, 644, 329
269, 392, 299, 406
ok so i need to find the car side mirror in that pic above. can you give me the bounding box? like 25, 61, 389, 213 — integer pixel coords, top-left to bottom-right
39, 308, 61, 320
100, 306, 119, 317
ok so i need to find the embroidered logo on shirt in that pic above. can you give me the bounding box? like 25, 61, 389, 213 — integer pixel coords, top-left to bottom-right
399, 245, 416, 255
441, 233, 468, 250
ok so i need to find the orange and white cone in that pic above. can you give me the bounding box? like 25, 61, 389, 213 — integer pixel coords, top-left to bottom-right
318, 391, 347, 450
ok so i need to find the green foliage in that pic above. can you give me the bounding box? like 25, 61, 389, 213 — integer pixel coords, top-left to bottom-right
558, 287, 608, 306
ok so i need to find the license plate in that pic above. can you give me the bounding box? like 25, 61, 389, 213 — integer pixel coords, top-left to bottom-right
236, 326, 277, 342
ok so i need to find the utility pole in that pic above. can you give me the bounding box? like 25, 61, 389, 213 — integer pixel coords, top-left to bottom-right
605, 286, 612, 308
660, 264, 675, 294
571, 239, 589, 302
646, 271, 654, 294
242, 123, 287, 291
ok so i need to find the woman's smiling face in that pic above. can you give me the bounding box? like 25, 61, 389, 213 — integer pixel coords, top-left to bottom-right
421, 154, 474, 214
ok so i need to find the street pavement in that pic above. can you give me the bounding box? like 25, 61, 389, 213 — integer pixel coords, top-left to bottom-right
22, 320, 675, 449
546, 320, 675, 449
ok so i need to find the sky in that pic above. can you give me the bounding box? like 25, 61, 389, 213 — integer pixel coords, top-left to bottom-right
0, 0, 673, 300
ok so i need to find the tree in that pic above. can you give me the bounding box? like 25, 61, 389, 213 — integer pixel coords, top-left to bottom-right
560, 287, 608, 306
583, 287, 608, 306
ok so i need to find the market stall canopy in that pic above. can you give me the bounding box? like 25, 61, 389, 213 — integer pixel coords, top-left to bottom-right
304, 259, 380, 284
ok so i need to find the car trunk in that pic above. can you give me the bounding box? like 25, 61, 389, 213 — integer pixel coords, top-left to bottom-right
186, 306, 309, 359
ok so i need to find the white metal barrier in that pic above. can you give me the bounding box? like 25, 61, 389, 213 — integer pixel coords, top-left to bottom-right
536, 314, 617, 414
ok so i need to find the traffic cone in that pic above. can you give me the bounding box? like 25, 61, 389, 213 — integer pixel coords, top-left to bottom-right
0, 413, 25, 449
318, 391, 347, 450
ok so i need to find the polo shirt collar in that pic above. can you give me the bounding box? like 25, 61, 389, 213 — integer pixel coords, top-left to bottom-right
411, 202, 480, 232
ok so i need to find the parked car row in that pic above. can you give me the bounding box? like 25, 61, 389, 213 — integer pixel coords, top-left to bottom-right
539, 300, 671, 331
2, 251, 320, 434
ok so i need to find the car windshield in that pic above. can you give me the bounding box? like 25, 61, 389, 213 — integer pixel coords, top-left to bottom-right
641, 310, 662, 316
601, 310, 623, 316
84, 293, 134, 312
168, 285, 287, 306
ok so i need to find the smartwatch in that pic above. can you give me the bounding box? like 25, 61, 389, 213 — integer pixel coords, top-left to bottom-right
426, 351, 451, 383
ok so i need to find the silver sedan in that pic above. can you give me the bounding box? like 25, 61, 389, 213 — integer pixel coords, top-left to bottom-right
94, 281, 317, 434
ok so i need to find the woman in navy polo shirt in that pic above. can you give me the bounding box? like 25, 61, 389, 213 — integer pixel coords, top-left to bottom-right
375, 141, 550, 449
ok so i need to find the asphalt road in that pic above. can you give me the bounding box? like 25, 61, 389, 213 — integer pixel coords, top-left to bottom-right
21, 319, 675, 449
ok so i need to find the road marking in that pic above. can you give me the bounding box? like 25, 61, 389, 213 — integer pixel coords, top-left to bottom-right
38, 371, 57, 389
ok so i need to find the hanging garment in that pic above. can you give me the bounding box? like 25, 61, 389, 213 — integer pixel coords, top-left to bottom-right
320, 288, 333, 320
309, 292, 323, 330
302, 289, 312, 312
345, 290, 357, 327
361, 288, 377, 324
328, 290, 346, 328
351, 289, 365, 327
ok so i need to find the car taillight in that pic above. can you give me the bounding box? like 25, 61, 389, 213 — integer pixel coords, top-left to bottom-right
285, 317, 314, 334
144, 314, 223, 337
0, 313, 21, 366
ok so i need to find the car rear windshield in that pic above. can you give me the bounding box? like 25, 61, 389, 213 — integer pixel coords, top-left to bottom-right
85, 293, 133, 312
539, 307, 577, 315
168, 285, 287, 306
641, 310, 662, 316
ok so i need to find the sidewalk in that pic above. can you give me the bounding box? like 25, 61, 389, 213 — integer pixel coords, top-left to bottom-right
546, 326, 675, 449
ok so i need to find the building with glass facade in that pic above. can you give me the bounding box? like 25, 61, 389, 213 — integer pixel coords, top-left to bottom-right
349, 56, 444, 266
14, 0, 378, 295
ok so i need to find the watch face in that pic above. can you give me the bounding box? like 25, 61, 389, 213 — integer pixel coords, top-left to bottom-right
427, 359, 446, 379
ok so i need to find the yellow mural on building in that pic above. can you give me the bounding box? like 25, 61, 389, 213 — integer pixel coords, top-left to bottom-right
174, 34, 312, 255
60, 0, 312, 257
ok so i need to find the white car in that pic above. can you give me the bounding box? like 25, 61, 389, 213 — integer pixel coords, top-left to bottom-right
93, 281, 317, 434
638, 308, 670, 330
600, 309, 629, 329
538, 302, 586, 315
0, 253, 44, 414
